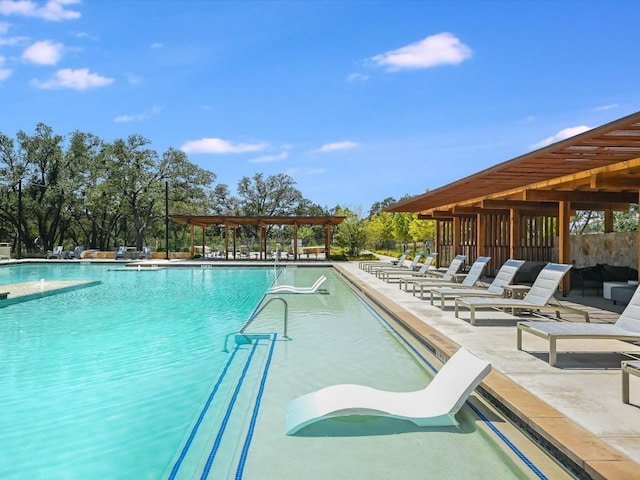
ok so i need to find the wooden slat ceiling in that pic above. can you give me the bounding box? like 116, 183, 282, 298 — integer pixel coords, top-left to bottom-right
387, 110, 640, 214
170, 215, 345, 228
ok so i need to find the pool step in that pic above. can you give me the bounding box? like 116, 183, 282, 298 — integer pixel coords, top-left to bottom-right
166, 335, 274, 480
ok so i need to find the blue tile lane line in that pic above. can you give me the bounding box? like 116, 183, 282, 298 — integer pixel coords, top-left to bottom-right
167, 344, 242, 480
234, 333, 278, 480
200, 340, 260, 479
357, 294, 547, 480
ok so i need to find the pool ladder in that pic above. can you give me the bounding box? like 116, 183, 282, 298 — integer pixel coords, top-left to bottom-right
223, 297, 289, 352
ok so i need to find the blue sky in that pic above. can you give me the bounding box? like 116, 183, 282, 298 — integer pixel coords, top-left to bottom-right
1, 0, 640, 212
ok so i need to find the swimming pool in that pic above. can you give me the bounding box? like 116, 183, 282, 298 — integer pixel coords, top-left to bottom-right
0, 264, 570, 479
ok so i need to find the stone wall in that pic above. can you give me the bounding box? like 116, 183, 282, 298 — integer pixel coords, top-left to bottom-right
568, 232, 638, 268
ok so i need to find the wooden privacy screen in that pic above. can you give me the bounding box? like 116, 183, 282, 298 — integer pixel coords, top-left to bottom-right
518, 214, 555, 262
435, 212, 556, 277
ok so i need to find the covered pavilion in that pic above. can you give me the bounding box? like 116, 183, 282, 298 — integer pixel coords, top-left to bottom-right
169, 215, 345, 260
386, 110, 640, 293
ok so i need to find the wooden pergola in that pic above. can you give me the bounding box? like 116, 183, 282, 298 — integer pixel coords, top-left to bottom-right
169, 215, 345, 260
386, 110, 640, 293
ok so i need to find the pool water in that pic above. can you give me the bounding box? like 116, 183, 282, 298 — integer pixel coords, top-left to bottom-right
0, 264, 565, 479
0, 264, 274, 479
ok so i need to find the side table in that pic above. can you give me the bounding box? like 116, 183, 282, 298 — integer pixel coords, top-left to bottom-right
503, 285, 531, 299
603, 281, 630, 300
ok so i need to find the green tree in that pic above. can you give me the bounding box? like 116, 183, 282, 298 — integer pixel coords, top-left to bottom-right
615, 205, 639, 232
392, 212, 412, 250
368, 197, 397, 218
408, 214, 435, 248
365, 212, 394, 250
334, 207, 367, 256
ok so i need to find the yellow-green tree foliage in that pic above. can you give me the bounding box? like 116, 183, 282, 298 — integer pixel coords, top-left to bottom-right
408, 214, 435, 243
365, 212, 394, 248
392, 212, 412, 243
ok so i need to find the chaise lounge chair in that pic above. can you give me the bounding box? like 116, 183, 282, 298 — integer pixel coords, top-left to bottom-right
430, 259, 526, 309
379, 252, 438, 282
359, 249, 410, 272
517, 286, 640, 366
115, 246, 127, 260
454, 263, 589, 326
375, 252, 424, 278
410, 256, 490, 300
362, 250, 411, 273
47, 245, 63, 259
399, 254, 467, 292
285, 347, 491, 435
266, 275, 327, 294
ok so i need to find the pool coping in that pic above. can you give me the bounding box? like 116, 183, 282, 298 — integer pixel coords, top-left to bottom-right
0, 279, 101, 307
334, 263, 640, 480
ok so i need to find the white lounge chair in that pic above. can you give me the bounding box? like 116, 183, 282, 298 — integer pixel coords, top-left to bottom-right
363, 250, 411, 273
430, 259, 526, 309
375, 252, 424, 278
285, 347, 491, 435
266, 275, 327, 294
518, 285, 640, 366
46, 245, 63, 259
359, 249, 410, 271
115, 246, 127, 260
399, 254, 467, 292
366, 251, 416, 275
410, 256, 490, 300
454, 263, 589, 326
379, 252, 438, 282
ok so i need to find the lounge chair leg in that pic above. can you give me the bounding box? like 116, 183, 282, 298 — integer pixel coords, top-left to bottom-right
622, 363, 630, 404
454, 301, 459, 318
430, 291, 434, 305
470, 307, 476, 326
516, 327, 522, 351
549, 337, 557, 367
441, 296, 446, 310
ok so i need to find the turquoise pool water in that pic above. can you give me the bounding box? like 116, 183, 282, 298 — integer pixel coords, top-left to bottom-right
0, 264, 562, 479
0, 264, 274, 479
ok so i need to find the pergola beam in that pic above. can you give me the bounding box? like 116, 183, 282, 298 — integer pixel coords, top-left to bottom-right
523, 189, 638, 203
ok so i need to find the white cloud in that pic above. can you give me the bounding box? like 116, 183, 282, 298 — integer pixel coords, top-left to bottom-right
371, 32, 472, 72
347, 72, 369, 82
0, 0, 81, 21
594, 103, 619, 111
0, 55, 11, 79
250, 151, 288, 164
31, 67, 114, 90
181, 137, 269, 154
0, 21, 27, 45
530, 125, 592, 150
150, 42, 163, 49
0, 34, 24, 45
114, 106, 161, 123
313, 140, 359, 153
22, 39, 63, 65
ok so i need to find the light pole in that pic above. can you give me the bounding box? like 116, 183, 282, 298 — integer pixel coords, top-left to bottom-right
17, 179, 22, 259
165, 179, 169, 260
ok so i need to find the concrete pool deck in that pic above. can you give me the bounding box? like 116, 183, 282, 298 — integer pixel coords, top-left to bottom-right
334, 260, 640, 480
